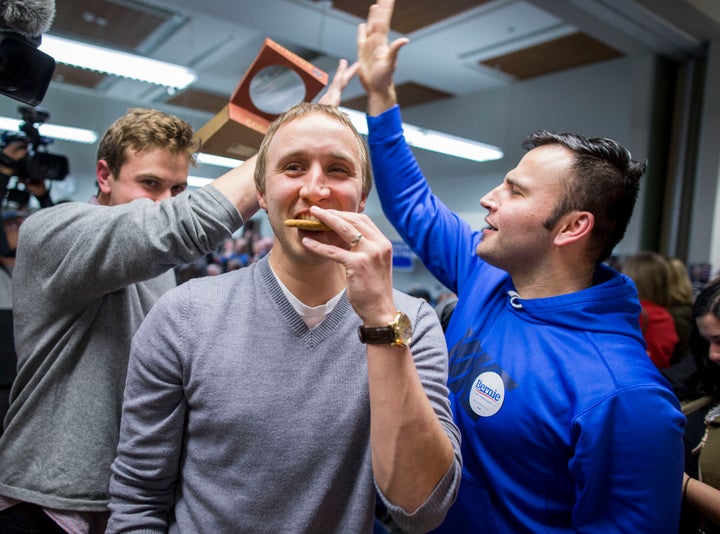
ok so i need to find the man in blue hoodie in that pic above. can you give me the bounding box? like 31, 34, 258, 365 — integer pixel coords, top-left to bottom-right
355, 1, 686, 531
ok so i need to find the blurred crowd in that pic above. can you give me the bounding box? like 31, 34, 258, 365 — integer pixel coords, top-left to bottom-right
174, 220, 274, 284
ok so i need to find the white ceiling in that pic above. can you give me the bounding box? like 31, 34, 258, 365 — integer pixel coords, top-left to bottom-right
47, 0, 720, 112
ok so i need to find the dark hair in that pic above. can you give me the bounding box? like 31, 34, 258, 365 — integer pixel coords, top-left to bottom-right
692, 278, 720, 321
522, 130, 646, 264
690, 279, 720, 399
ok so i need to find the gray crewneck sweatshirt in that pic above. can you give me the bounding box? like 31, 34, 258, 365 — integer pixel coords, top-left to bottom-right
0, 186, 242, 512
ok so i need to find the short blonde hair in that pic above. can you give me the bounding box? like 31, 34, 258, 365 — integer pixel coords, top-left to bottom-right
253, 103, 372, 198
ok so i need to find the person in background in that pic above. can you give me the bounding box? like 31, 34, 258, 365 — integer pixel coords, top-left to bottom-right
408, 286, 433, 305
681, 279, 720, 532
434, 291, 458, 333
622, 250, 679, 369
107, 102, 461, 533
667, 255, 695, 363
0, 139, 55, 210
356, 1, 685, 530
0, 138, 58, 436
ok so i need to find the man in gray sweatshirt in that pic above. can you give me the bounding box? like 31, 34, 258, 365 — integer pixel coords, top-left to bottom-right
106, 102, 462, 533
0, 107, 259, 533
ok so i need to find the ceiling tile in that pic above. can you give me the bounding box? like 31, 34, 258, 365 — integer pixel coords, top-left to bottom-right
341, 81, 452, 111
53, 0, 173, 50
165, 89, 230, 115
481, 32, 623, 80
51, 64, 108, 89
326, 0, 493, 34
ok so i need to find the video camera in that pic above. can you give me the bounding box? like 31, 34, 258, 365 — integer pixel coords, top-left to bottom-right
0, 30, 55, 106
0, 0, 57, 106
1, 105, 68, 183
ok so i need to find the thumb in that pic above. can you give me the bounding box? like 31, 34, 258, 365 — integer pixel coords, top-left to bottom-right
388, 37, 409, 64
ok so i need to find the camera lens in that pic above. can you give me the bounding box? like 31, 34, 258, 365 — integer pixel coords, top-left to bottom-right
0, 37, 31, 91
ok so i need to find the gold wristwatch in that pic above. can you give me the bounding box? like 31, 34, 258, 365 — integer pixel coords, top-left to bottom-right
358, 311, 412, 347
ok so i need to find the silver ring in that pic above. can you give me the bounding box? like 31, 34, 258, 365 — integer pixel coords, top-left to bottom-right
349, 233, 363, 247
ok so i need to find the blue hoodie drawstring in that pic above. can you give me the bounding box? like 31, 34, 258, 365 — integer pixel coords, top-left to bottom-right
508, 290, 523, 309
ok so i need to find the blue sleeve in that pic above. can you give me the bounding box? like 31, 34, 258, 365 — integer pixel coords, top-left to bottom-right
367, 106, 481, 295
570, 385, 685, 532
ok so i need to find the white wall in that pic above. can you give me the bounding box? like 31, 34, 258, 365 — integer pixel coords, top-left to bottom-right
692, 40, 720, 273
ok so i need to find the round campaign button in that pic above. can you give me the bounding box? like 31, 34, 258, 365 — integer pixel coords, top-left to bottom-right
469, 371, 505, 417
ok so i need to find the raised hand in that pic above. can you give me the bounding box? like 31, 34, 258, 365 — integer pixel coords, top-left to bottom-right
356, 0, 408, 114
318, 58, 360, 107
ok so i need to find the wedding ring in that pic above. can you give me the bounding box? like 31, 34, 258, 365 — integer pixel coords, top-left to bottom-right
349, 233, 363, 247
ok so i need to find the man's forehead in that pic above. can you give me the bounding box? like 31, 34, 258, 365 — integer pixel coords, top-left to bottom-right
269, 117, 360, 158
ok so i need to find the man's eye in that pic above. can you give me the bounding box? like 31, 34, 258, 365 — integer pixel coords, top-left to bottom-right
142, 180, 159, 188
171, 185, 187, 195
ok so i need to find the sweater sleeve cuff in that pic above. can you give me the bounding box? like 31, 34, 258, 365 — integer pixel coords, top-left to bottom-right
376, 460, 461, 533
366, 105, 402, 144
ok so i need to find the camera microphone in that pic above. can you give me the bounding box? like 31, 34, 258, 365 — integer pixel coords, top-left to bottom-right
0, 0, 56, 39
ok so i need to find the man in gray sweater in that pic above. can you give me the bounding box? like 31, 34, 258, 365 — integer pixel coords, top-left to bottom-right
0, 107, 259, 533
107, 103, 462, 533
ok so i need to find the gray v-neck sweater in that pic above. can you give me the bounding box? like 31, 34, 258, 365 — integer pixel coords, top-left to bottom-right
107, 257, 461, 533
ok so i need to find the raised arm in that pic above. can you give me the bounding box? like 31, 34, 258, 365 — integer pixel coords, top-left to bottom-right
318, 58, 359, 107
209, 154, 259, 222
357, 0, 408, 116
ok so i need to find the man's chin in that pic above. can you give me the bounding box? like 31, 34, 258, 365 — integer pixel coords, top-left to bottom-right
476, 245, 500, 268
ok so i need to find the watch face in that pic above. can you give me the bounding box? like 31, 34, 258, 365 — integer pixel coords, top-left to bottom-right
394, 312, 413, 346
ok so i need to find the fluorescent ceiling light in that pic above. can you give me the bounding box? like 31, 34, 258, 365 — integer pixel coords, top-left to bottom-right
339, 106, 503, 163
197, 153, 244, 168
40, 34, 197, 90
0, 117, 98, 144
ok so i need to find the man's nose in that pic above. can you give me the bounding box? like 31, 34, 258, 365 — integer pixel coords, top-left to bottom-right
300, 166, 330, 200
480, 185, 500, 210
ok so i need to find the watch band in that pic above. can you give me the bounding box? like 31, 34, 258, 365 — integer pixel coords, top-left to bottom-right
357, 311, 412, 347
357, 324, 396, 345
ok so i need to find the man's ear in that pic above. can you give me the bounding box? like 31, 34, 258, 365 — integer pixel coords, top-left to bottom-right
257, 189, 267, 211
358, 196, 367, 213
554, 211, 594, 247
96, 159, 113, 195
